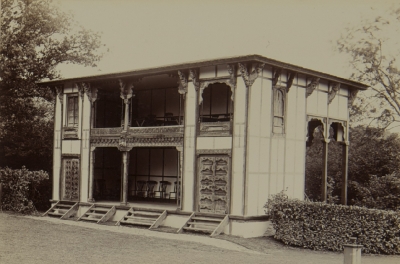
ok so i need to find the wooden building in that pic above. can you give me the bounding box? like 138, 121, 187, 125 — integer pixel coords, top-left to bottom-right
39, 55, 368, 237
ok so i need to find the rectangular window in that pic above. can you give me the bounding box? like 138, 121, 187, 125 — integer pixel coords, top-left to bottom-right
273, 88, 285, 134
67, 95, 79, 127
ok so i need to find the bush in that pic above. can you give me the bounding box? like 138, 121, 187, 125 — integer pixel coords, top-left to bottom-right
0, 166, 49, 213
265, 191, 400, 254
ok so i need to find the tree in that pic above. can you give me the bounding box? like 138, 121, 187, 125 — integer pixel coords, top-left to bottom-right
305, 125, 400, 209
0, 0, 105, 210
0, 0, 105, 171
337, 6, 400, 129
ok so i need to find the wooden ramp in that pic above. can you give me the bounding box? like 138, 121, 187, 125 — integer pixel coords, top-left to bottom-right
42, 201, 78, 220
116, 207, 167, 229
77, 204, 116, 224
178, 213, 229, 237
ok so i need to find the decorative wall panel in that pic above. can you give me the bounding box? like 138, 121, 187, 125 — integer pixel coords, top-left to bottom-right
62, 158, 79, 200
197, 155, 230, 214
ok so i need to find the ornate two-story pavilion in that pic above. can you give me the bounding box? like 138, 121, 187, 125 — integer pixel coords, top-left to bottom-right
39, 55, 367, 237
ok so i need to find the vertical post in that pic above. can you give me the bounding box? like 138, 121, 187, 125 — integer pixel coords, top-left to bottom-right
88, 147, 95, 203
123, 99, 130, 132
343, 237, 362, 264
341, 142, 349, 205
121, 151, 129, 205
321, 139, 329, 202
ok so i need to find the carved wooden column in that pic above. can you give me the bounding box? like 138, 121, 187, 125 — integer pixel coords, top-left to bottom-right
119, 79, 133, 132
82, 83, 97, 203
237, 63, 264, 215
121, 150, 130, 205
88, 146, 96, 203
321, 138, 329, 202
53, 86, 64, 200
341, 141, 349, 205
176, 146, 183, 210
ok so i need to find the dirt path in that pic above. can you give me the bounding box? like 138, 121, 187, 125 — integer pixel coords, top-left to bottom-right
0, 213, 399, 264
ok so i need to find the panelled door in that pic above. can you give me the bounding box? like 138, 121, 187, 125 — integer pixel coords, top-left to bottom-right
197, 155, 230, 214
61, 158, 80, 201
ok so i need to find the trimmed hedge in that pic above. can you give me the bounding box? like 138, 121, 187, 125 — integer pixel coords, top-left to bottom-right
0, 166, 49, 213
265, 192, 400, 254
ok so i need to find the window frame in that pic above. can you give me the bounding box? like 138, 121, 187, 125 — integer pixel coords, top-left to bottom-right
272, 86, 286, 134
66, 94, 79, 128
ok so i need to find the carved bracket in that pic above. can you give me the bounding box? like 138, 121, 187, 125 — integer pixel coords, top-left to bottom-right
84, 83, 98, 104
328, 82, 340, 104
55, 86, 63, 104
177, 70, 188, 95
348, 89, 358, 107
306, 77, 320, 98
238, 63, 265, 88
286, 71, 296, 93
272, 68, 282, 86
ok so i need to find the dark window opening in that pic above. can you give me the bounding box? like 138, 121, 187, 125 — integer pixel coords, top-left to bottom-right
94, 90, 123, 128
128, 147, 178, 203
200, 83, 233, 122
131, 87, 183, 127
93, 148, 122, 202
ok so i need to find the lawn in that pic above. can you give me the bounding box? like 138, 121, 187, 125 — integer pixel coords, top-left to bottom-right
1, 212, 399, 264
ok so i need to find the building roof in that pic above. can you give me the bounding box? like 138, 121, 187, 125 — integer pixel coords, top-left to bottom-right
37, 54, 369, 90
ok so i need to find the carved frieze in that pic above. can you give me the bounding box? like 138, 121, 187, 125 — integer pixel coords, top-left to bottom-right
177, 70, 188, 95
196, 149, 232, 157
238, 63, 265, 88
328, 82, 340, 104
91, 136, 183, 148
306, 77, 320, 98
91, 127, 124, 136
129, 125, 184, 135
348, 89, 359, 107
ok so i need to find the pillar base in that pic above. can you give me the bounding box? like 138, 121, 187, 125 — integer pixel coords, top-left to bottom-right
88, 198, 95, 203
120, 202, 129, 206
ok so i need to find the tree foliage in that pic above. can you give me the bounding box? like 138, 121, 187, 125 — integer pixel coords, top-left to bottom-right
0, 0, 105, 211
337, 6, 400, 128
0, 0, 104, 170
305, 125, 400, 209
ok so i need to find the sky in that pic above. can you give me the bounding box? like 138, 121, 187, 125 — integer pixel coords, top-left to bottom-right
55, 0, 398, 80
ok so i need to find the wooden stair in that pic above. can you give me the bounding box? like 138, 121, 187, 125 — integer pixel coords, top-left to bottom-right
42, 201, 78, 220
178, 213, 229, 237
77, 204, 116, 224
116, 207, 167, 229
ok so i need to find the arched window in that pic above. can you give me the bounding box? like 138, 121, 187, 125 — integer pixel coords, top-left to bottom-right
273, 88, 285, 133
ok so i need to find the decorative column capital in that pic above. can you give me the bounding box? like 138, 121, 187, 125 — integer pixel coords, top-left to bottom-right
119, 79, 133, 102
238, 63, 264, 88
306, 77, 320, 98
189, 69, 200, 91
177, 70, 188, 95
328, 82, 340, 104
